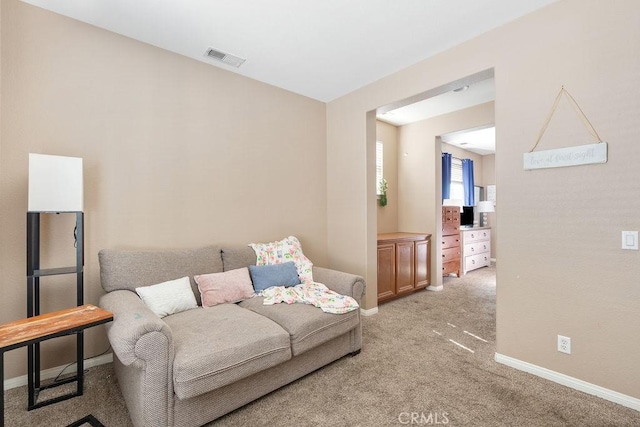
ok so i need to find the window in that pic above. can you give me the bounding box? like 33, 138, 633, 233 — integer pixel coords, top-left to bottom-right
376, 141, 384, 195
450, 157, 464, 201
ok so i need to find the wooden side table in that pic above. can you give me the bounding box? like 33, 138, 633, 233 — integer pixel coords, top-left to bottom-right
0, 304, 113, 427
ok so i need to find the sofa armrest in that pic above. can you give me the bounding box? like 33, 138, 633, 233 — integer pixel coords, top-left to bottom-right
312, 266, 366, 303
100, 290, 174, 427
100, 289, 174, 369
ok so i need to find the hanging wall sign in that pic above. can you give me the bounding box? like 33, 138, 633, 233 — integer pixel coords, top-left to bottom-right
524, 86, 608, 171
523, 142, 607, 170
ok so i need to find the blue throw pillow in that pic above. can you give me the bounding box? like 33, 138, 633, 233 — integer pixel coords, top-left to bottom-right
249, 262, 301, 292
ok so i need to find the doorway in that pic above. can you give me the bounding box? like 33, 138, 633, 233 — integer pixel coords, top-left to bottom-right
373, 69, 496, 291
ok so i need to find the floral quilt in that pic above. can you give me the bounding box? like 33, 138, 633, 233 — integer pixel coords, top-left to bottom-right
261, 282, 359, 314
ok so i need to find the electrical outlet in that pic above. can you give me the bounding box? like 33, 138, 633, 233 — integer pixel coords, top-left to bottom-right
557, 335, 571, 354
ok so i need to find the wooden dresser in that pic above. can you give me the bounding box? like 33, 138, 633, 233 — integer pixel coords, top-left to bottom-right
442, 206, 461, 277
461, 227, 491, 275
377, 232, 431, 303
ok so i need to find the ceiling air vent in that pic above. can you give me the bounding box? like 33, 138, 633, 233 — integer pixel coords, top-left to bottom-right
204, 47, 246, 68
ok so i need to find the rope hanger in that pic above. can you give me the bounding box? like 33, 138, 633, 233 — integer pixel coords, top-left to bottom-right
530, 86, 603, 153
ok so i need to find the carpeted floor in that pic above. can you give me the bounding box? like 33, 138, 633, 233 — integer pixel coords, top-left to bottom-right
4, 266, 640, 426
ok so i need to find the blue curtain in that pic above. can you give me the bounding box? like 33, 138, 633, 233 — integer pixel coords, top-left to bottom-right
442, 153, 452, 200
462, 159, 475, 206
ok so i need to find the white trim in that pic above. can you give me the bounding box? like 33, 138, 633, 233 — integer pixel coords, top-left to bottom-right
426, 284, 443, 291
360, 307, 378, 316
495, 353, 640, 412
4, 353, 113, 390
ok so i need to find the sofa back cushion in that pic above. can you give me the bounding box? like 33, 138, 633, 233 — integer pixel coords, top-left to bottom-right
99, 245, 224, 306
220, 245, 257, 271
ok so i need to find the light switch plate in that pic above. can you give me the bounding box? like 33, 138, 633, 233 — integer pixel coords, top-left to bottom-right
621, 231, 638, 250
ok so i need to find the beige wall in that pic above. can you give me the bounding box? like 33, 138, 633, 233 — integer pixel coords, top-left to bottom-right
0, 0, 327, 380
481, 154, 495, 188
376, 120, 398, 233
397, 102, 494, 287
328, 0, 640, 400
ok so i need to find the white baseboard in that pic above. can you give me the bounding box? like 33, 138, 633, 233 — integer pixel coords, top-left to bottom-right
3, 353, 113, 391
426, 284, 443, 291
360, 307, 378, 316
495, 353, 640, 412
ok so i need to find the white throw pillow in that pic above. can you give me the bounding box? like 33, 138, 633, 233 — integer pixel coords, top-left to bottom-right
135, 276, 198, 317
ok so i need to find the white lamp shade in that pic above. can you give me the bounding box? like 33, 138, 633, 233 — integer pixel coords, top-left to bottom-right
28, 153, 83, 212
477, 200, 495, 213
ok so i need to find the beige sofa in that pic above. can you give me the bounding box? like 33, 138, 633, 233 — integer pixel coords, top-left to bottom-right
98, 244, 365, 427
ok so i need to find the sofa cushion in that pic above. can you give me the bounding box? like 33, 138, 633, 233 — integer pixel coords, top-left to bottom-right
238, 297, 360, 356
163, 304, 291, 400
220, 245, 257, 271
99, 245, 223, 306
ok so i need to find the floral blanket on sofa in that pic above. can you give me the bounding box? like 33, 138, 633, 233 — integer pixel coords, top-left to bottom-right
261, 282, 359, 314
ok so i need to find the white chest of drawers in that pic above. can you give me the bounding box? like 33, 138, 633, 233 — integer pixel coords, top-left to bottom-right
461, 227, 491, 275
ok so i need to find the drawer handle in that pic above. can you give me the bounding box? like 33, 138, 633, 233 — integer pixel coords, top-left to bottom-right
471, 233, 475, 238
472, 260, 475, 264
471, 247, 475, 252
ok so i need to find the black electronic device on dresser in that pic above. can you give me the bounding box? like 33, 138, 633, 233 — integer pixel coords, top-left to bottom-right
460, 205, 475, 227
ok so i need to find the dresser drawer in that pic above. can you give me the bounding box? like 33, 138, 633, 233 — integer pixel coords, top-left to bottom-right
442, 247, 461, 262
442, 260, 460, 275
443, 207, 459, 220
462, 229, 490, 243
464, 253, 490, 272
443, 213, 459, 223
442, 235, 460, 249
464, 241, 490, 256
442, 223, 460, 236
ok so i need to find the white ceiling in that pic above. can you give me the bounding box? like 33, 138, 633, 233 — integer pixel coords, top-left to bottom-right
441, 125, 496, 156
378, 77, 496, 155
21, 0, 559, 102
377, 78, 496, 127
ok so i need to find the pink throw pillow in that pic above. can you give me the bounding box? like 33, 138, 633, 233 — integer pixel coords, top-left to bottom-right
194, 267, 255, 307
